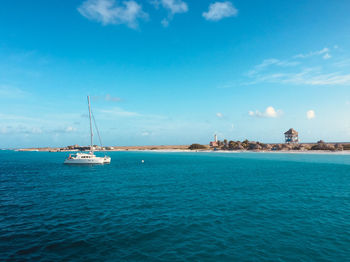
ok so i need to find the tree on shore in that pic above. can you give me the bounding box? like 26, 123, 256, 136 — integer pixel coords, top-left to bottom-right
228, 140, 235, 150
189, 144, 207, 150
206, 137, 347, 152
223, 139, 228, 149
242, 139, 249, 149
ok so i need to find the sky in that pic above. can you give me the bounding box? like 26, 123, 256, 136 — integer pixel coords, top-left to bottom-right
1, 0, 350, 148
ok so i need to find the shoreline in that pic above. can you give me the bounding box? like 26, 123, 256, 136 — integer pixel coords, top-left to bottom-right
6, 141, 350, 155
8, 148, 350, 155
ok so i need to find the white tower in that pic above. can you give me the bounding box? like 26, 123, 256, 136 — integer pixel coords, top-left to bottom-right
214, 134, 218, 142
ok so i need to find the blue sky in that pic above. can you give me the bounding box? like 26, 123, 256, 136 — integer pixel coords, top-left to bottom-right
1, 0, 350, 148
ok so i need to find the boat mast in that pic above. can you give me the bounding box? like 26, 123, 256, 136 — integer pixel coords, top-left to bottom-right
87, 96, 94, 152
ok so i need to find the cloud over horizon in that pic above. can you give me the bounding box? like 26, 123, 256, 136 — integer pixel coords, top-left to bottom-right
216, 112, 223, 118
306, 110, 315, 120
249, 106, 282, 118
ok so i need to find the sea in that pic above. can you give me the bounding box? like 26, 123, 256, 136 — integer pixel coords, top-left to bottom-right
1, 150, 350, 261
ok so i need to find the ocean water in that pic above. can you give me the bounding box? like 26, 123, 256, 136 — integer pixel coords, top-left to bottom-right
1, 150, 350, 261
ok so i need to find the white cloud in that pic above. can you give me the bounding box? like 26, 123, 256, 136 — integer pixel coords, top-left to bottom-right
159, 0, 188, 14
216, 112, 223, 118
247, 58, 299, 76
252, 69, 350, 86
294, 47, 329, 59
306, 110, 315, 120
105, 94, 121, 102
78, 0, 148, 29
300, 71, 350, 85
246, 46, 350, 86
202, 1, 238, 21
152, 0, 188, 27
65, 126, 77, 132
249, 106, 282, 118
333, 59, 350, 68
99, 107, 167, 120
0, 125, 43, 135
50, 126, 79, 134
92, 94, 122, 102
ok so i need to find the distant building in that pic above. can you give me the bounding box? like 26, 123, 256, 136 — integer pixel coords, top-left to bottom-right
284, 128, 299, 144
210, 141, 218, 147
210, 134, 219, 147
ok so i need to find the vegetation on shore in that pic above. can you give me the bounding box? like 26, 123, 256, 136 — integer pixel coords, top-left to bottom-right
15, 141, 349, 152
189, 140, 346, 152
188, 144, 208, 150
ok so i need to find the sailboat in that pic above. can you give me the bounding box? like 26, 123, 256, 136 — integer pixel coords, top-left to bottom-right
64, 96, 111, 165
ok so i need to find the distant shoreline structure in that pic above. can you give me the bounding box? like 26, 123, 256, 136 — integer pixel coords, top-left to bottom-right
203, 129, 349, 153
6, 128, 350, 153
9, 140, 350, 153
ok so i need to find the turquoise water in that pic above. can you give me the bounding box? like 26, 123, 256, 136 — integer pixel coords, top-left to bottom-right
1, 150, 350, 261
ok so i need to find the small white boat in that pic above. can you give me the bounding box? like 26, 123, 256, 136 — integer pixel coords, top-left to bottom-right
64, 152, 111, 164
64, 96, 111, 165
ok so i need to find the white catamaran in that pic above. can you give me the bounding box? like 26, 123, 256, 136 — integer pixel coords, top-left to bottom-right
64, 96, 111, 165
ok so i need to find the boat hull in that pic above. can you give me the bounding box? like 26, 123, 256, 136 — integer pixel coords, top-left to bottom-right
64, 157, 107, 165
103, 156, 111, 164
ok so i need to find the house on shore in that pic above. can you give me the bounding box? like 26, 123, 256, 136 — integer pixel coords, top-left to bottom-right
284, 128, 299, 144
